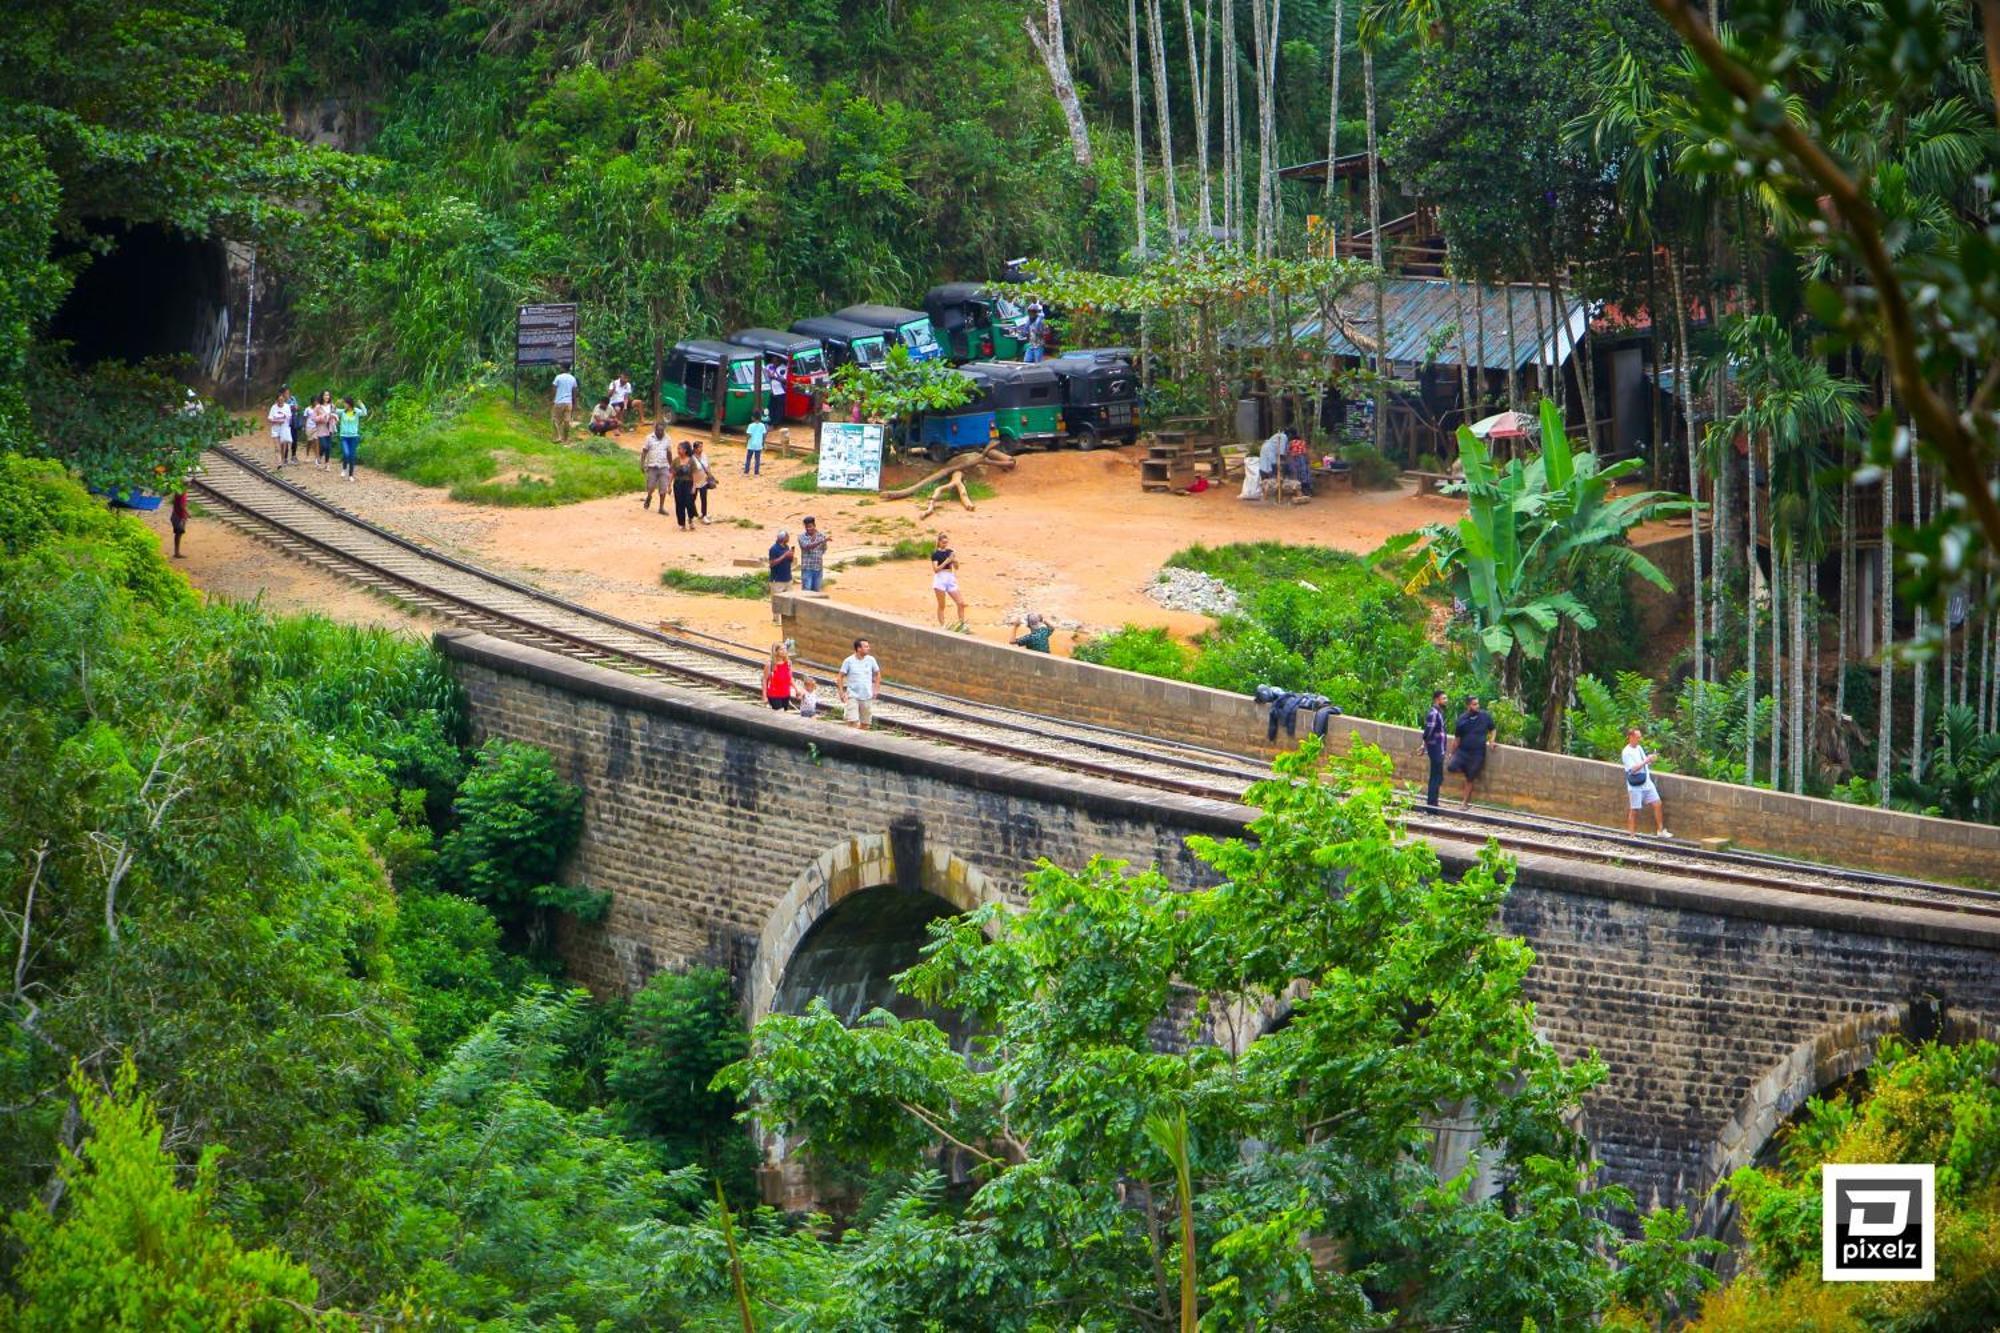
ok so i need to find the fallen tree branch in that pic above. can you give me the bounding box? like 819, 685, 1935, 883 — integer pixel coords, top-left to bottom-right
880, 446, 1016, 501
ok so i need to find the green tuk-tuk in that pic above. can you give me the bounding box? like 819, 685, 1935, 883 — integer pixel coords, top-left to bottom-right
1045, 351, 1139, 448
790, 315, 890, 372
659, 339, 761, 430
922, 283, 1031, 362
962, 361, 1063, 450
834, 304, 944, 362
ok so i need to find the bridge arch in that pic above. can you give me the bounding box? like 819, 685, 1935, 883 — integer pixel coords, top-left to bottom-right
746, 825, 1008, 1029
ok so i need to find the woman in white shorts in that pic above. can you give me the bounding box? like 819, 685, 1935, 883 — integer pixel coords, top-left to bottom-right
931, 532, 967, 630
1621, 726, 1669, 837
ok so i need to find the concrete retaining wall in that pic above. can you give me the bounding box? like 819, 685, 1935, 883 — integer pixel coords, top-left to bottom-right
775, 595, 2000, 887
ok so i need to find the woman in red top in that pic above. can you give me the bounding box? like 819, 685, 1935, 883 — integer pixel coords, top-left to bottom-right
763, 643, 796, 711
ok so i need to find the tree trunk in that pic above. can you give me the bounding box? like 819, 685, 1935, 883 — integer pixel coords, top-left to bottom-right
1836, 469, 1853, 722
1248, 0, 1281, 256
1769, 487, 1783, 791
1220, 0, 1239, 242
1323, 0, 1345, 218
1129, 0, 1148, 258
1647, 248, 1663, 490
1503, 283, 1518, 408
1529, 279, 1550, 401
1982, 570, 1995, 733
1145, 0, 1181, 243
1551, 267, 1597, 448
1473, 280, 1488, 414
1363, 46, 1385, 455
1538, 619, 1581, 749
1744, 426, 1760, 785
1185, 0, 1213, 231
1808, 558, 1821, 786
1790, 543, 1806, 793
1669, 250, 1703, 694
1910, 451, 1926, 778
1876, 445, 1895, 804
1453, 273, 1472, 422
1024, 0, 1094, 168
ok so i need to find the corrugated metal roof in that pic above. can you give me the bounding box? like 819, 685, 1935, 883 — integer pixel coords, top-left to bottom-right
1254, 277, 1587, 372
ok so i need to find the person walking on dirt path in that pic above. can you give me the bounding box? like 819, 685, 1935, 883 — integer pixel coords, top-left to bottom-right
335, 397, 368, 481
640, 423, 673, 513
670, 442, 698, 530
743, 412, 768, 474
551, 363, 579, 443
838, 637, 880, 730
690, 440, 717, 524
267, 391, 294, 467
764, 643, 796, 711
283, 386, 303, 464
1012, 612, 1053, 652
1621, 726, 1670, 837
169, 489, 188, 559
1444, 694, 1496, 810
797, 515, 828, 592
311, 392, 336, 469
767, 528, 795, 595
1420, 689, 1449, 810
931, 532, 967, 630
608, 372, 635, 430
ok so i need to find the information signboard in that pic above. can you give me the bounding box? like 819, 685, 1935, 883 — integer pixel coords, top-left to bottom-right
816, 422, 886, 492
515, 303, 579, 366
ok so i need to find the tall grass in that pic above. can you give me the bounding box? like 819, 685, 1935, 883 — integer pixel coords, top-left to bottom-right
364, 388, 640, 506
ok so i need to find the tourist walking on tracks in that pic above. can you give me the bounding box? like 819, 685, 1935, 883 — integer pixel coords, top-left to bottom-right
797, 515, 828, 592
1622, 726, 1670, 837
311, 392, 337, 468
283, 386, 303, 463
743, 412, 768, 474
838, 637, 880, 730
670, 442, 698, 529
1420, 689, 1449, 809
690, 440, 717, 524
767, 528, 794, 594
640, 422, 672, 513
169, 489, 189, 559
931, 532, 967, 630
267, 390, 294, 467
335, 397, 368, 480
764, 643, 797, 711
551, 362, 579, 443
1445, 694, 1495, 810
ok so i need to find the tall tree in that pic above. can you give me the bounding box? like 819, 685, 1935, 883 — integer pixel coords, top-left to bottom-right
1023, 0, 1094, 168
1144, 0, 1181, 242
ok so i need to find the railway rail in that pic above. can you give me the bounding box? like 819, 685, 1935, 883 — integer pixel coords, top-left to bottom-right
190, 443, 2000, 925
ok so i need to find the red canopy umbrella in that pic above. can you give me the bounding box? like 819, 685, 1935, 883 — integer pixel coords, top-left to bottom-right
1469, 410, 1534, 440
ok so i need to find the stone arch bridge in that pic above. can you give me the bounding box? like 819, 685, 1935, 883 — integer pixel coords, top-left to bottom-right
439, 630, 2000, 1233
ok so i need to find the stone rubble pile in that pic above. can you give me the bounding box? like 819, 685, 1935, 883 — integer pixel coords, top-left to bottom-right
1144, 567, 1239, 618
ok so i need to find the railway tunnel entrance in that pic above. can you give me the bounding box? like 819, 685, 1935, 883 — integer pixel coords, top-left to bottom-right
48, 222, 236, 383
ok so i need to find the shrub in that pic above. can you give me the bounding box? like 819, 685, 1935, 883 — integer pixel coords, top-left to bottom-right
1073, 624, 1192, 677
439, 740, 602, 941
1340, 442, 1403, 490
660, 567, 768, 598
608, 968, 757, 1201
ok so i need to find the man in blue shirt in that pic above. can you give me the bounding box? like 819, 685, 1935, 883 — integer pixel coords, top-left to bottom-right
551, 363, 579, 443
768, 528, 795, 596
744, 412, 768, 474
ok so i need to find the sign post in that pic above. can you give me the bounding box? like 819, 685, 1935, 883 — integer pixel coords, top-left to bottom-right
814, 421, 886, 492
515, 302, 579, 410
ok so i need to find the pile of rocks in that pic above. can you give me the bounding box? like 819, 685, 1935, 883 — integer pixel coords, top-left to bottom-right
1144, 567, 1239, 618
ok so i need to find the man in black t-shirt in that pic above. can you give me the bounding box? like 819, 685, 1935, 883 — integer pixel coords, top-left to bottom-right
1445, 694, 1496, 809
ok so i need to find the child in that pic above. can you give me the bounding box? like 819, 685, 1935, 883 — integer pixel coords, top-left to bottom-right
796, 675, 821, 719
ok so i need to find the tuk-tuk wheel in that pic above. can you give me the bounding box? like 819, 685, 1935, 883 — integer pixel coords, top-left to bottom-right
927, 442, 952, 464
1075, 424, 1101, 452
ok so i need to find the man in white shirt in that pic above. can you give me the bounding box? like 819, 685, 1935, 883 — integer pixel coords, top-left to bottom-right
837, 637, 881, 730
551, 363, 579, 443
607, 372, 634, 430
1621, 726, 1669, 837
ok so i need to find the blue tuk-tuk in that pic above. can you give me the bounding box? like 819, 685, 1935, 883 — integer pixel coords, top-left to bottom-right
910, 366, 997, 462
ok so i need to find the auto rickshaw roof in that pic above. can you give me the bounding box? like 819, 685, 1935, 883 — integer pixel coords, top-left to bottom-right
923, 282, 991, 309
730, 328, 820, 355
940, 365, 999, 412
791, 315, 888, 343
834, 303, 929, 331
1057, 347, 1135, 363
675, 338, 756, 363
961, 360, 1061, 388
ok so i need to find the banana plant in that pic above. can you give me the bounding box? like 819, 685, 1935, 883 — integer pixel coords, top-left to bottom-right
1384, 398, 1687, 714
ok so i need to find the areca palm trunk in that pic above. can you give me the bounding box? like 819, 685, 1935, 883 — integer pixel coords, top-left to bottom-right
1363, 46, 1386, 454
1791, 544, 1807, 793
1876, 440, 1895, 804
1145, 0, 1180, 243
1129, 0, 1148, 259
1809, 559, 1821, 786
1911, 452, 1926, 778
1770, 490, 1783, 790
1503, 283, 1519, 407
1221, 0, 1241, 242
1837, 470, 1853, 722
1669, 250, 1703, 691
1744, 424, 1760, 784
1323, 0, 1344, 217
1185, 0, 1213, 231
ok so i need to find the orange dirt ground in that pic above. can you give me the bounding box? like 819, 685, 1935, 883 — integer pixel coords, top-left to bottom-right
160, 425, 1472, 655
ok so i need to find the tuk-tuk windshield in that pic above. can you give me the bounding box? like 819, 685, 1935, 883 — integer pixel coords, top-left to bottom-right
993, 296, 1026, 324
853, 337, 887, 367
792, 348, 825, 377
900, 320, 940, 355
727, 359, 759, 387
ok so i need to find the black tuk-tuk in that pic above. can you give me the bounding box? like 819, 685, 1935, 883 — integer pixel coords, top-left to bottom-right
1044, 352, 1139, 448
922, 283, 1031, 362
790, 315, 891, 372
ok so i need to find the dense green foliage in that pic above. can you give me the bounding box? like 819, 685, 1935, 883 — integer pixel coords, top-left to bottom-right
1689, 1038, 2000, 1329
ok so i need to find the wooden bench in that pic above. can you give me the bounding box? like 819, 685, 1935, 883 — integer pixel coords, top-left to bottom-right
1404, 469, 1461, 496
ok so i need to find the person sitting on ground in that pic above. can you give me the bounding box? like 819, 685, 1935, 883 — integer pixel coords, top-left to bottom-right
588, 399, 617, 436
1621, 725, 1670, 837
1285, 430, 1313, 495
1012, 612, 1053, 653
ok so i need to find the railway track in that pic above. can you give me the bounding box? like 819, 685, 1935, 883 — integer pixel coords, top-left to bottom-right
190, 443, 2000, 925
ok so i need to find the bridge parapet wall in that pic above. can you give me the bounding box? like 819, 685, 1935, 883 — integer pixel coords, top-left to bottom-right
776, 596, 2000, 886
437, 627, 2000, 1232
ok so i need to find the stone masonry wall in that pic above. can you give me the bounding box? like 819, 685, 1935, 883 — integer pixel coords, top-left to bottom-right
439, 629, 2000, 1231
776, 595, 2000, 886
